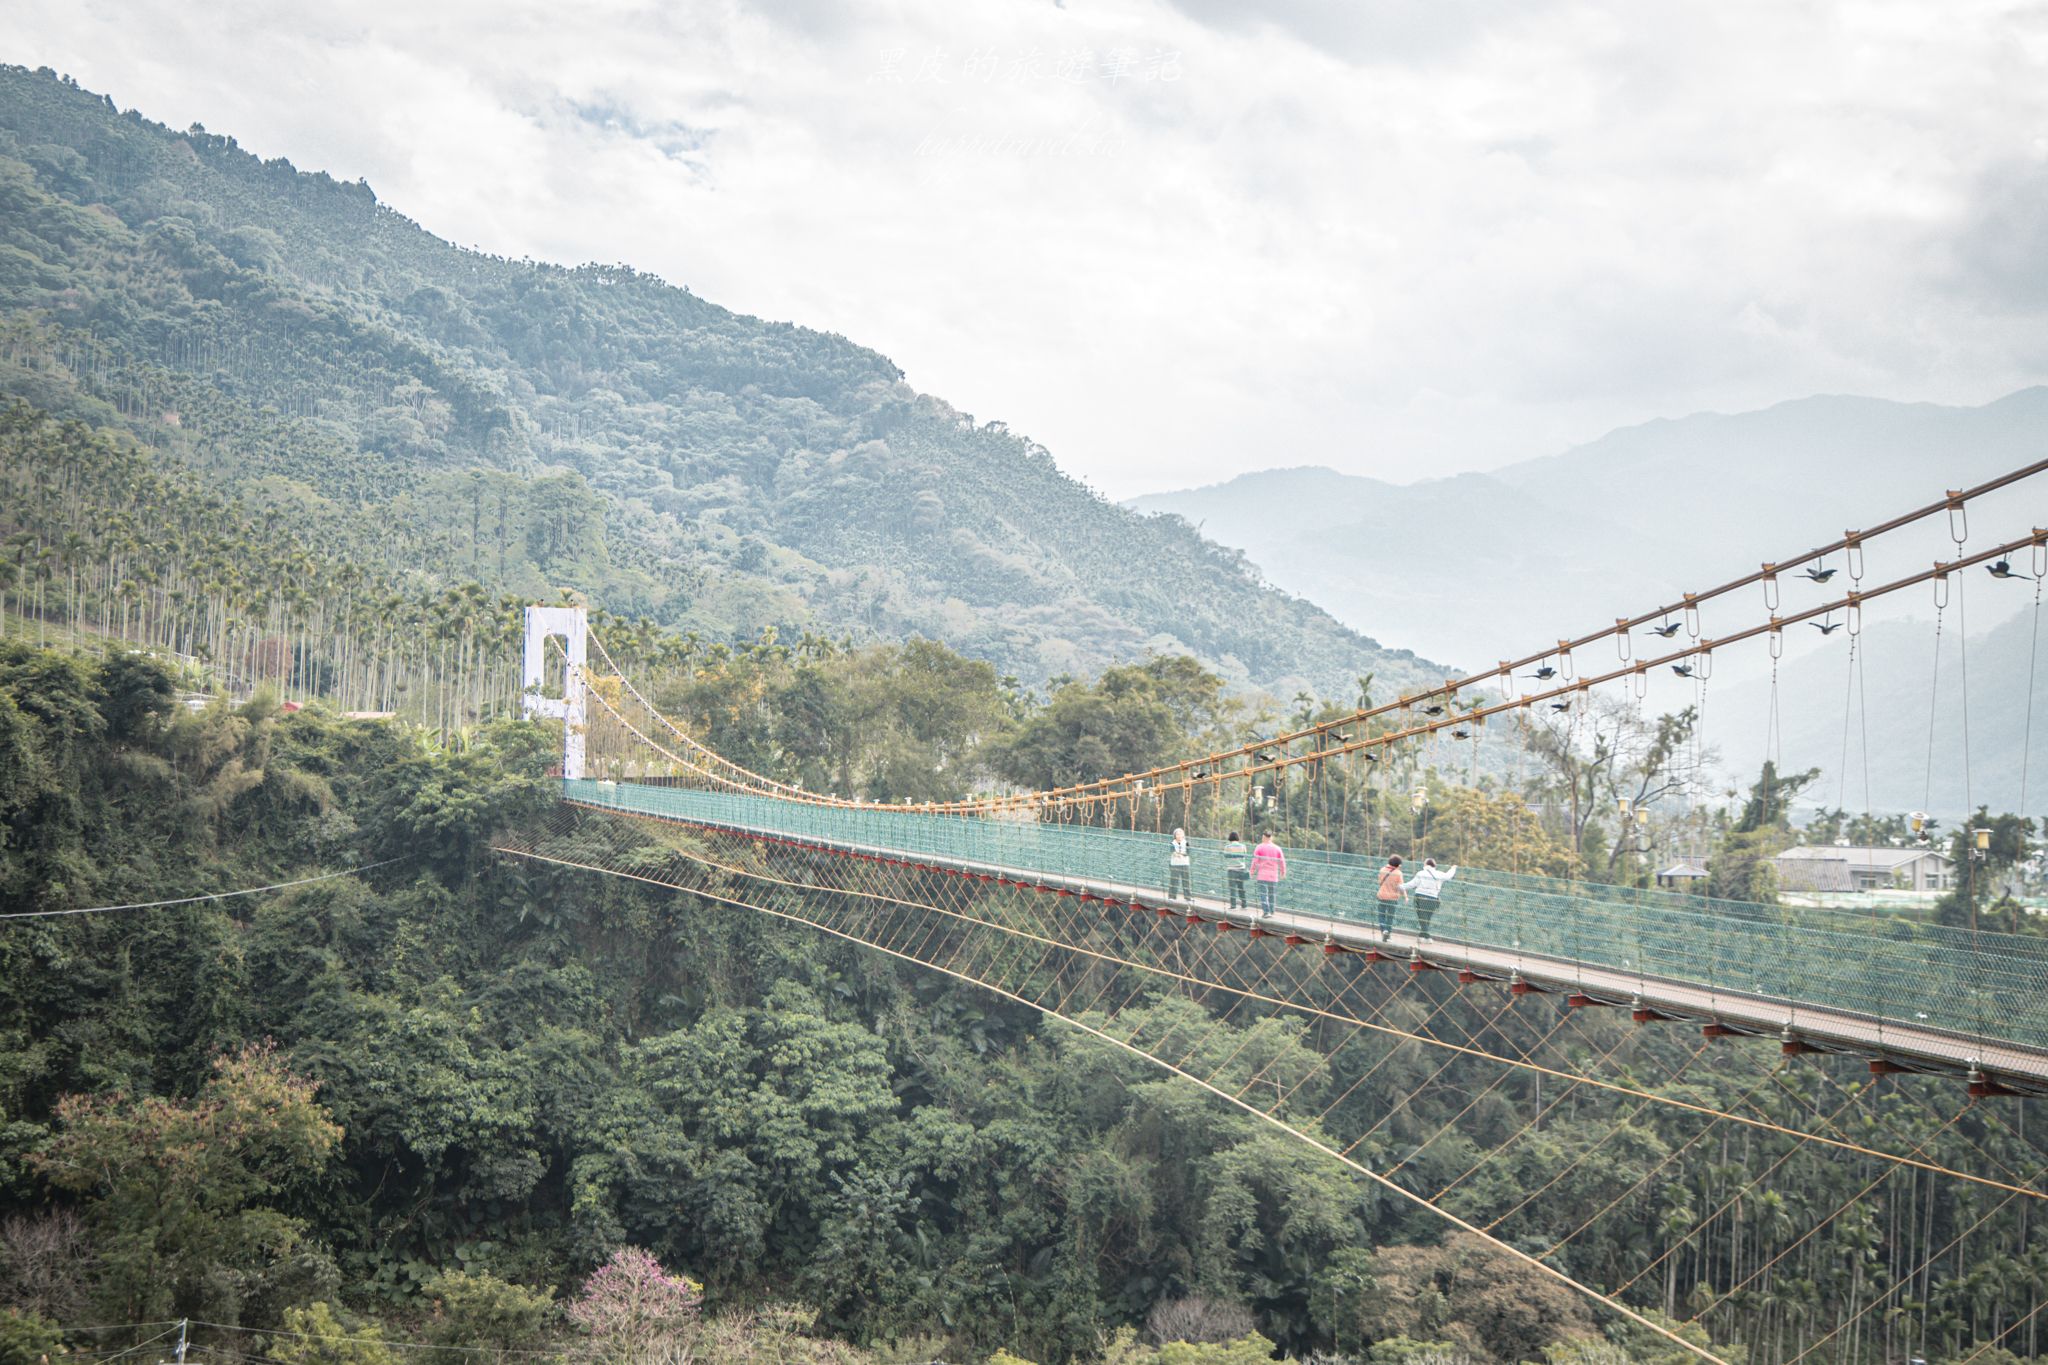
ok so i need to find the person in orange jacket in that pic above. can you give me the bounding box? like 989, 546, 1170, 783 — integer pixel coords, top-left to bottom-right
1376, 855, 1406, 940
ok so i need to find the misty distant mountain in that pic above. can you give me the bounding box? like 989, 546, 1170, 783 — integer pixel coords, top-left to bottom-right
1130, 389, 2048, 675
1132, 390, 2048, 814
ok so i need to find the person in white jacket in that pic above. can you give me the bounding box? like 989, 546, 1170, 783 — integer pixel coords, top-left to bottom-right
1403, 858, 1458, 940
1168, 828, 1192, 901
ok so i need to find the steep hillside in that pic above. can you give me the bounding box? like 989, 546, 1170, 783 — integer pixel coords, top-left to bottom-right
0, 65, 1439, 698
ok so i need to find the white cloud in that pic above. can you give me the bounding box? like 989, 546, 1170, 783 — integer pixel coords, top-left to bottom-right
12, 0, 2048, 496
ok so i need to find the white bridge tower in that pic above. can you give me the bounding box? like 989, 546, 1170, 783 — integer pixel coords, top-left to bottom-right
522, 604, 588, 780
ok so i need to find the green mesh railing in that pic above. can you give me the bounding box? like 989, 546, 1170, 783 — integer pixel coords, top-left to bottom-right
564, 780, 2048, 1054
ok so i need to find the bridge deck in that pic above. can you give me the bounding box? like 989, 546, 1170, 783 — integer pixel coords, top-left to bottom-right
564, 780, 2048, 1093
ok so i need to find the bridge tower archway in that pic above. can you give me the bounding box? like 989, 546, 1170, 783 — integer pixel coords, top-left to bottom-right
522, 604, 587, 779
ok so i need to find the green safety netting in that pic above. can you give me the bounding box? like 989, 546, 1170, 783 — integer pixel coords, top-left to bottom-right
564, 779, 2048, 1052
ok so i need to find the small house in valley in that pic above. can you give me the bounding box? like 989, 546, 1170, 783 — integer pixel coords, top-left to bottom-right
1773, 845, 1955, 894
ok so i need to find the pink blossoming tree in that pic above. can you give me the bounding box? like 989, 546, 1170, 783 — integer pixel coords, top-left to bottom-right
566, 1247, 702, 1364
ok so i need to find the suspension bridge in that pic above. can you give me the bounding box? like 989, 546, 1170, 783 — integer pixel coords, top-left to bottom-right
496, 464, 2048, 1364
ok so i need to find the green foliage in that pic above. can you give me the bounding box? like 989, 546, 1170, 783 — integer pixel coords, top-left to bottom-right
1306, 1248, 1377, 1353
1706, 760, 1817, 901
1362, 1338, 1470, 1364
1569, 1310, 1747, 1365
999, 658, 1232, 791
0, 1307, 65, 1365
1732, 761, 1819, 835
1935, 807, 2039, 931
422, 1270, 556, 1363
0, 509, 2040, 1365
1705, 826, 1786, 904
1427, 787, 1578, 879
643, 637, 1023, 804
268, 1302, 395, 1365
0, 66, 1442, 700
31, 1043, 341, 1322
1154, 1334, 1282, 1365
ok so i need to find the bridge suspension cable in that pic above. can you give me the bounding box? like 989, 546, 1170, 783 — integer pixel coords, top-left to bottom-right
498, 818, 1734, 1364
520, 808, 2048, 1199
531, 469, 2048, 1359
0, 857, 410, 920
955, 459, 2048, 812
584, 525, 2048, 817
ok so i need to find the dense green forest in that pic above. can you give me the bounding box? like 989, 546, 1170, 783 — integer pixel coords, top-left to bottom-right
3, 636, 2044, 1365
0, 64, 1439, 701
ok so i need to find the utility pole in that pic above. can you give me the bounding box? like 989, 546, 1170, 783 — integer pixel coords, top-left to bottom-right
174, 1319, 188, 1365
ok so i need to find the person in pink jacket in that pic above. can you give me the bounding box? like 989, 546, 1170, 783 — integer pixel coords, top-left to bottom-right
1251, 833, 1286, 918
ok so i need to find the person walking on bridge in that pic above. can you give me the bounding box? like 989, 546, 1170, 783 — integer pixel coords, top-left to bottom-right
1403, 857, 1457, 941
1252, 833, 1286, 918
1168, 828, 1192, 901
1376, 855, 1406, 940
1223, 831, 1249, 910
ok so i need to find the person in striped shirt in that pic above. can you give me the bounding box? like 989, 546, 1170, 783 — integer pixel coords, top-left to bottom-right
1223, 831, 1249, 909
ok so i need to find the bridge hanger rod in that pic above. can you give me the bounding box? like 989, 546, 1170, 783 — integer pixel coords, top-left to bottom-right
512, 826, 2048, 1196
1036, 527, 2048, 805
502, 836, 1731, 1362
591, 526, 2048, 819
588, 462, 2048, 813
581, 628, 817, 800
956, 458, 2048, 812
593, 525, 2048, 813
572, 661, 783, 794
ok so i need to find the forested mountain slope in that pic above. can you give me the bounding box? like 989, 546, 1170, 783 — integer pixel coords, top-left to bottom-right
0, 65, 1436, 699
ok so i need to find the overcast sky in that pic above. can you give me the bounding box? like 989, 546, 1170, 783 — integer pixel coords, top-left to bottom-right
15, 0, 2048, 497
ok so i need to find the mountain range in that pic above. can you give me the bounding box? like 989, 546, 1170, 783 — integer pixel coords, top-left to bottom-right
3, 62, 2038, 811
0, 65, 1438, 701
1131, 391, 2048, 815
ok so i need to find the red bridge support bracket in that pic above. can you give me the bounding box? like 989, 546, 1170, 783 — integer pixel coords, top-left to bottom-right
1509, 975, 1549, 997
1702, 1022, 1742, 1039
1970, 1067, 2021, 1098
1567, 992, 1607, 1009
1869, 1058, 1913, 1077
1283, 933, 1309, 946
